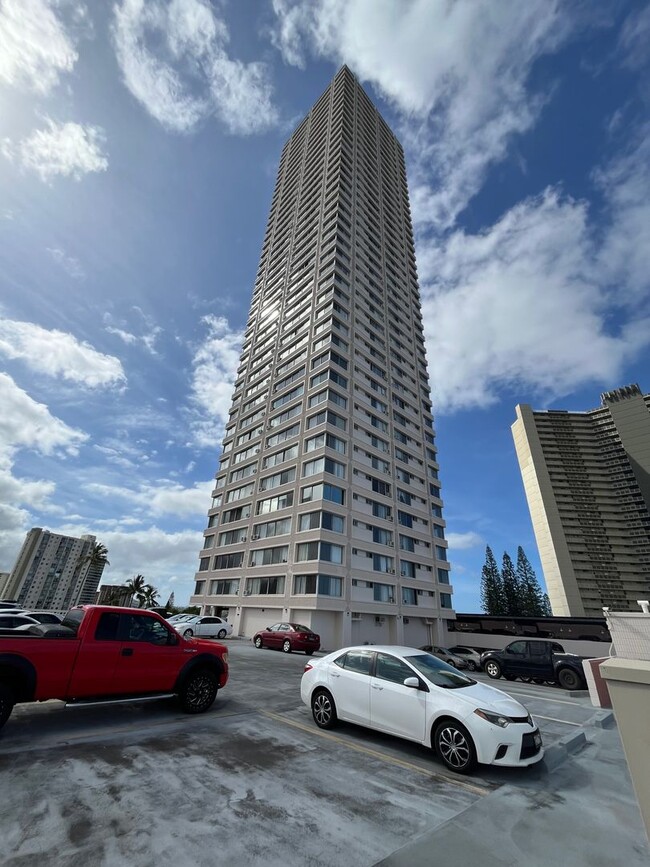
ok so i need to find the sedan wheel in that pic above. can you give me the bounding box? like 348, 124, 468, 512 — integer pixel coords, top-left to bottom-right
183, 628, 194, 638
282, 639, 292, 653
312, 690, 337, 729
254, 636, 263, 648
466, 661, 476, 671
485, 660, 501, 679
434, 721, 477, 774
217, 629, 227, 639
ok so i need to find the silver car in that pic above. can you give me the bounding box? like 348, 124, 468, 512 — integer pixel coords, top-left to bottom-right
448, 645, 483, 671
419, 645, 469, 670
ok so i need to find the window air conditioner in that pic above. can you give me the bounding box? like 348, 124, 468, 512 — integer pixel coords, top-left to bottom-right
243, 590, 252, 596
351, 613, 361, 621
387, 541, 394, 547
387, 516, 393, 522
387, 596, 395, 603
375, 615, 385, 624
252, 533, 260, 540
388, 568, 395, 574
241, 536, 247, 543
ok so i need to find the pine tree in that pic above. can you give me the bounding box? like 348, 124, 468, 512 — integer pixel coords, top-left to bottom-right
541, 593, 553, 617
516, 546, 546, 616
501, 552, 522, 616
480, 546, 506, 614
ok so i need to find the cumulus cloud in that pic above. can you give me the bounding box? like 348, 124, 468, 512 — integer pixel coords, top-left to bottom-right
112, 0, 277, 134
0, 0, 82, 94
271, 0, 575, 229
189, 314, 243, 447
85, 478, 213, 518
3, 119, 108, 182
420, 186, 650, 412
0, 317, 125, 387
446, 531, 484, 551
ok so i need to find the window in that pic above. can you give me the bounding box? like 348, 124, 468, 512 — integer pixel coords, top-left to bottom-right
121, 614, 172, 645
293, 574, 343, 596
250, 546, 289, 566
266, 423, 300, 447
198, 558, 210, 572
259, 467, 296, 491
302, 457, 346, 478
372, 527, 392, 545
397, 489, 412, 505
246, 576, 285, 595
222, 504, 252, 524
214, 552, 244, 570
226, 483, 255, 503
398, 511, 413, 528
400, 560, 416, 578
433, 525, 445, 539
95, 612, 120, 641
256, 492, 294, 514
296, 541, 344, 564
441, 593, 453, 609
209, 579, 239, 595
371, 478, 390, 497
399, 535, 415, 552
304, 432, 347, 454
402, 588, 417, 606
298, 511, 345, 533
217, 527, 247, 546
252, 517, 291, 539
437, 568, 450, 585
373, 582, 395, 602
334, 650, 372, 674
371, 500, 391, 520
307, 409, 346, 430
300, 483, 345, 505
263, 444, 298, 468
375, 653, 415, 684
436, 546, 448, 562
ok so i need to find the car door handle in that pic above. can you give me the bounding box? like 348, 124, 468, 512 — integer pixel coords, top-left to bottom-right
121, 648, 134, 657
371, 684, 383, 691
331, 672, 341, 677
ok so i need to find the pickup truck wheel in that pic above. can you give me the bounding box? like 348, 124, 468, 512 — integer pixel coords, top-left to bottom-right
519, 677, 533, 683
179, 669, 218, 714
183, 628, 194, 638
558, 668, 583, 691
484, 660, 502, 679
217, 629, 227, 639
0, 685, 15, 730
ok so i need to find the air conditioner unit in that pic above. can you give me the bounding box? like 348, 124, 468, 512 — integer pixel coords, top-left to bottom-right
387, 596, 395, 603
241, 536, 247, 543
388, 568, 395, 574
243, 590, 252, 596
375, 615, 385, 624
387, 542, 394, 547
387, 516, 393, 522
252, 533, 260, 540
351, 613, 362, 621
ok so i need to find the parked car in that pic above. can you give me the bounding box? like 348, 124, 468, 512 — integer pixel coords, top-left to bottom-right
480, 640, 586, 690
23, 611, 63, 625
254, 623, 320, 655
0, 614, 40, 630
301, 645, 543, 774
419, 645, 468, 669
173, 615, 233, 639
0, 605, 229, 730
447, 645, 483, 671
166, 614, 195, 624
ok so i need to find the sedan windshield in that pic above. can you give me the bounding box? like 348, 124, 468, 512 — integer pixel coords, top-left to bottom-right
405, 653, 476, 689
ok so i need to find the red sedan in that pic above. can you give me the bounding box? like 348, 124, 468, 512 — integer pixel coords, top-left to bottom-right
253, 622, 320, 655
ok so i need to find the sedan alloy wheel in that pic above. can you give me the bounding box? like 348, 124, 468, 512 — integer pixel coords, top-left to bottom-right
435, 721, 477, 773
282, 639, 292, 653
254, 636, 263, 648
311, 690, 337, 729
183, 628, 194, 638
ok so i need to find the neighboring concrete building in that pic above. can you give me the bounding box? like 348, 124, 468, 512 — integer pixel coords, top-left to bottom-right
96, 584, 134, 607
0, 572, 11, 598
190, 66, 452, 649
5, 529, 107, 611
513, 384, 650, 617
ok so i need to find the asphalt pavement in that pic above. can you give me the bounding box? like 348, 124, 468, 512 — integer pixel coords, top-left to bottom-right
0, 641, 647, 867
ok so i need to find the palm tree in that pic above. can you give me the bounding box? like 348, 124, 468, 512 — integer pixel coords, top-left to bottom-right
142, 584, 160, 609
124, 574, 148, 608
83, 542, 110, 573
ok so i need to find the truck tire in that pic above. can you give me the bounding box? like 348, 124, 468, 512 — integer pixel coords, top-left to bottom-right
558, 668, 583, 691
0, 684, 15, 730
178, 668, 218, 714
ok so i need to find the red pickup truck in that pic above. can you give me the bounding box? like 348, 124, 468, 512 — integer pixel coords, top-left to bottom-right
0, 605, 229, 730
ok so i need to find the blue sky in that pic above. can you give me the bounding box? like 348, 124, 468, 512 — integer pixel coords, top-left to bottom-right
0, 0, 648, 609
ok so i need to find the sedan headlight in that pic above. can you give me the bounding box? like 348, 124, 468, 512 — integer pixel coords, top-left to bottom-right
474, 708, 511, 728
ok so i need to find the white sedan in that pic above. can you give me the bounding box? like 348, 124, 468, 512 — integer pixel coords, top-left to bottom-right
301, 645, 543, 774
172, 615, 233, 639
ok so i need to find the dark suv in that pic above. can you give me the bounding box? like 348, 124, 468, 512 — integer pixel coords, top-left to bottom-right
481, 640, 586, 690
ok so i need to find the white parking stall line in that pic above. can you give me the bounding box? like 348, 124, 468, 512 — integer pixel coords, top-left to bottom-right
533, 714, 582, 727
498, 689, 587, 707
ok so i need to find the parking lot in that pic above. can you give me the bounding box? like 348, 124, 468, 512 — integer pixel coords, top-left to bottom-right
0, 642, 647, 867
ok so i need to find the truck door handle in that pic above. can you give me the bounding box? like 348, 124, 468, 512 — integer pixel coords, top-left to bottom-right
121, 648, 134, 657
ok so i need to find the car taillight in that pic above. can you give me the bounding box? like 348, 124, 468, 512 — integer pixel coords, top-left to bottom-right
304, 663, 313, 672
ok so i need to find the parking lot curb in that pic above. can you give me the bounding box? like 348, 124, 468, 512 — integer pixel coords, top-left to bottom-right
587, 709, 616, 729
544, 729, 588, 770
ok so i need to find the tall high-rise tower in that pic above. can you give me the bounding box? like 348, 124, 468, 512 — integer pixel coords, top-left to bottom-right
513, 384, 650, 617
191, 67, 452, 648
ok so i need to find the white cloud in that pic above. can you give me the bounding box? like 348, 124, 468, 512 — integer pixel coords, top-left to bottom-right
4, 119, 108, 182
447, 531, 484, 550
189, 314, 243, 447
85, 478, 213, 519
618, 4, 650, 71
112, 0, 277, 134
46, 246, 85, 280
272, 0, 575, 230
0, 317, 125, 388
420, 186, 650, 412
0, 0, 81, 94
0, 372, 88, 456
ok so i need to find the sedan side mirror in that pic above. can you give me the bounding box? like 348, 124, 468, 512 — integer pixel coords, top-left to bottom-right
403, 677, 420, 689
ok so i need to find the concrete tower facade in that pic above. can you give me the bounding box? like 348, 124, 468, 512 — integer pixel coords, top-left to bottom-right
513, 384, 650, 616
191, 67, 452, 649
